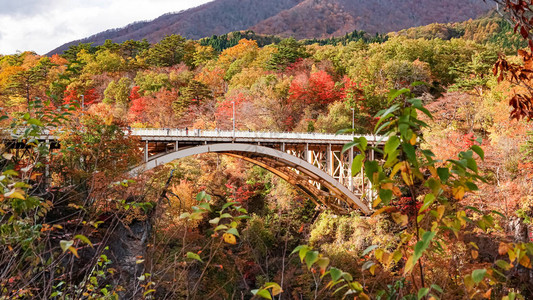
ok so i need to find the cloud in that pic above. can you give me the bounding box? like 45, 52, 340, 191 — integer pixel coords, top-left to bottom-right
0, 0, 212, 55
0, 0, 53, 16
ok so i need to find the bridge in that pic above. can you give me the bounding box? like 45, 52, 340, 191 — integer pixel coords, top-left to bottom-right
2, 128, 385, 214
130, 129, 385, 214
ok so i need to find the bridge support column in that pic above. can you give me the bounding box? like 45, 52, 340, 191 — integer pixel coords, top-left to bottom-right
175, 141, 179, 151
326, 144, 333, 176
348, 147, 354, 192
45, 139, 50, 187
144, 141, 148, 162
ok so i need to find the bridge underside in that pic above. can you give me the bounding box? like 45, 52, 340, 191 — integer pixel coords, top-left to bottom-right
131, 143, 371, 214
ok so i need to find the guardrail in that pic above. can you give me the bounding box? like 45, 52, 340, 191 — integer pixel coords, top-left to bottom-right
130, 128, 385, 143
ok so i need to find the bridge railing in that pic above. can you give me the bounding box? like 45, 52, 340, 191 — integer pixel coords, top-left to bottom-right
131, 128, 386, 143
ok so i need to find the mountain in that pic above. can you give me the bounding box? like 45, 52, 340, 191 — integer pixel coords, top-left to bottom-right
47, 0, 304, 55
48, 0, 492, 55
251, 0, 493, 39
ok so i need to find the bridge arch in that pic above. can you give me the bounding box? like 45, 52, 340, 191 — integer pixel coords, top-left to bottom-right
130, 143, 371, 214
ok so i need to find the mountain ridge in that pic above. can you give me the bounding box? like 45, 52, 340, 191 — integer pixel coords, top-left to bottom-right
47, 0, 492, 55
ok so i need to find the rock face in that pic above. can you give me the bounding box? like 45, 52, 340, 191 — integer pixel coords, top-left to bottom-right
48, 0, 492, 55
108, 219, 152, 299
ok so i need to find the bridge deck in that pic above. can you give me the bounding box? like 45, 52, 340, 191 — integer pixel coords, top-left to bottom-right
131, 129, 385, 145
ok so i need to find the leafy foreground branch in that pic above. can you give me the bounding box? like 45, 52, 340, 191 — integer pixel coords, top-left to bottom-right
254, 87, 533, 299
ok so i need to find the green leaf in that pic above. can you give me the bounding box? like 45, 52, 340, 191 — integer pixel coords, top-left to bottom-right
436, 168, 450, 182
351, 154, 365, 176
406, 231, 436, 274
358, 137, 368, 152
496, 260, 512, 271
430, 284, 443, 293
418, 287, 430, 300
209, 217, 221, 224
74, 235, 93, 247
60, 240, 74, 253
221, 201, 238, 211
186, 252, 203, 263
305, 251, 319, 269
342, 141, 359, 153
362, 245, 378, 256
251, 289, 272, 299
364, 160, 379, 184
220, 213, 232, 219
374, 104, 401, 131
384, 136, 401, 155
196, 191, 206, 201
470, 145, 484, 161
226, 227, 240, 237
329, 267, 342, 281
402, 143, 416, 164
472, 268, 486, 284
316, 257, 330, 270
27, 118, 43, 126
379, 188, 393, 205
419, 193, 436, 213
214, 225, 228, 231
388, 88, 411, 102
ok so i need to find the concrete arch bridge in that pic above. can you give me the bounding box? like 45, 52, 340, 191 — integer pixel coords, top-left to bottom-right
130, 129, 386, 214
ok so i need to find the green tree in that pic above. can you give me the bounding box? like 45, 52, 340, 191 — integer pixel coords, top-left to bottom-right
103, 77, 133, 105
266, 38, 309, 71
143, 34, 187, 67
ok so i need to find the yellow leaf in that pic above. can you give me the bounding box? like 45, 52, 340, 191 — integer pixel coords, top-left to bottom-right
471, 250, 479, 259
373, 196, 382, 208
358, 292, 371, 300
428, 166, 438, 178
519, 254, 532, 268
390, 162, 403, 179
68, 246, 79, 258
392, 249, 403, 263
369, 264, 377, 275
464, 274, 474, 291
375, 248, 384, 261
508, 249, 516, 262
452, 186, 465, 200
437, 205, 445, 220
409, 134, 417, 145
223, 233, 237, 245
404, 255, 415, 274
401, 170, 413, 186
4, 190, 25, 200
391, 212, 408, 226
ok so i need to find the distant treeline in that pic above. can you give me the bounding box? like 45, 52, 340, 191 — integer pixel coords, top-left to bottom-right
199, 30, 388, 52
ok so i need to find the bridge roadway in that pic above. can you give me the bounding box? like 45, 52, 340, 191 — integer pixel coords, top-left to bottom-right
3, 128, 386, 214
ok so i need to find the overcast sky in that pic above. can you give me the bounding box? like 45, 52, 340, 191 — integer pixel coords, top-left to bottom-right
0, 0, 213, 55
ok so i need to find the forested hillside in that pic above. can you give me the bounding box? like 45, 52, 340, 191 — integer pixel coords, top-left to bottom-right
47, 0, 491, 55
1, 14, 533, 299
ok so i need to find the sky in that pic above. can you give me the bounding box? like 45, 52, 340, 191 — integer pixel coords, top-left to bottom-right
0, 0, 213, 55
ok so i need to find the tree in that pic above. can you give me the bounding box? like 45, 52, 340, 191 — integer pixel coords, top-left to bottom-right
143, 35, 187, 67
103, 77, 133, 106
289, 69, 343, 110
266, 38, 309, 71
